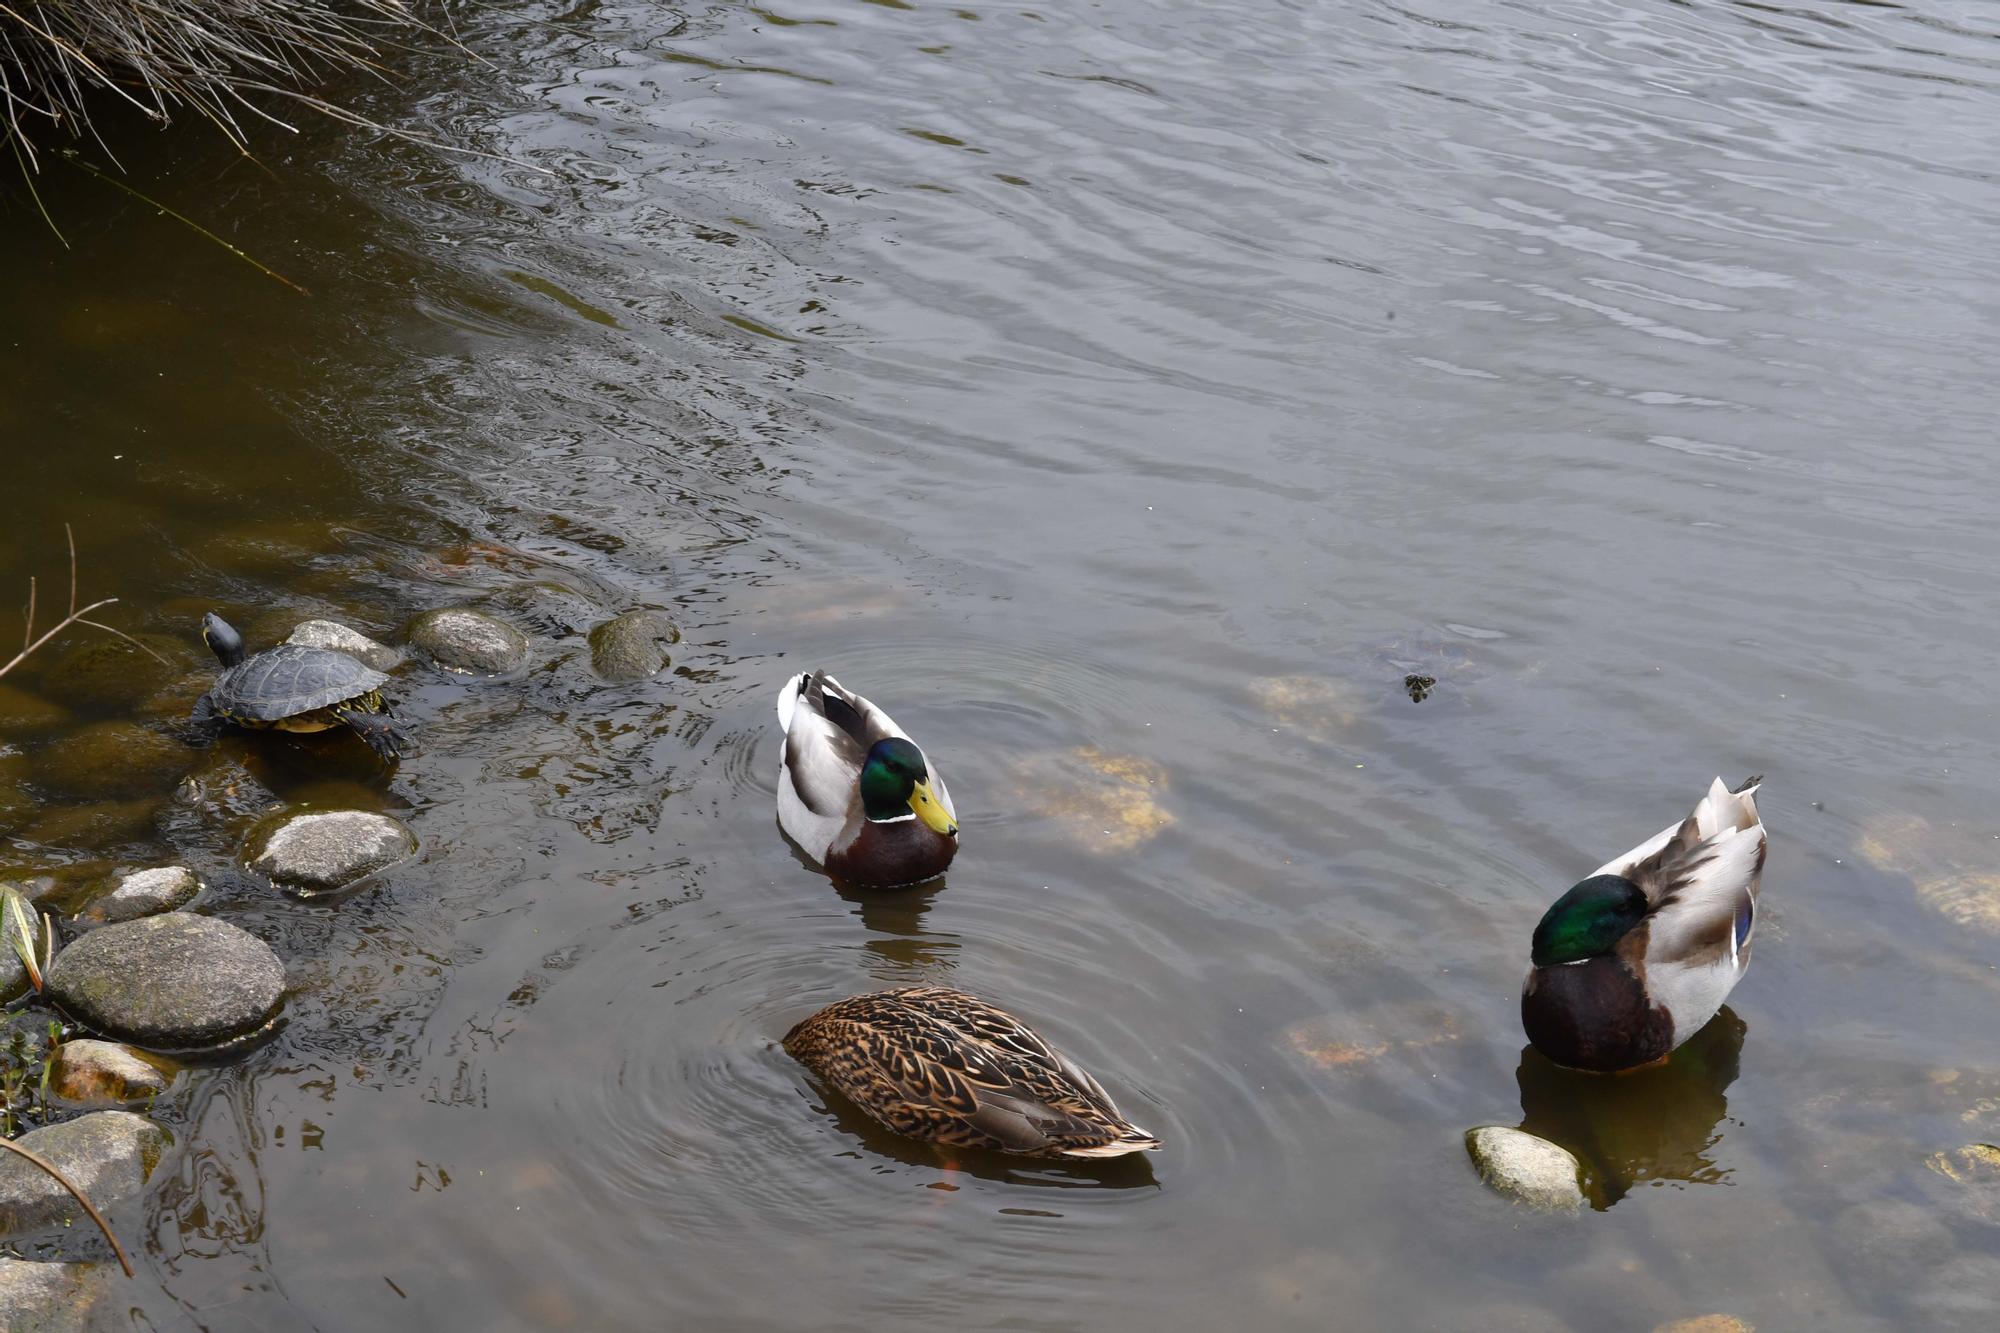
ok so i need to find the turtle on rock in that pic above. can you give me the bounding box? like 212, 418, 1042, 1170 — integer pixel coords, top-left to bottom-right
189, 612, 410, 761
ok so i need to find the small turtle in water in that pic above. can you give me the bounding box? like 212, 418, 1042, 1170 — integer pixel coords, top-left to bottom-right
189, 613, 409, 761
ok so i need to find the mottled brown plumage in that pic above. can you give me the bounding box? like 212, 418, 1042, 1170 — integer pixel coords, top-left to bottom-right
783, 986, 1161, 1158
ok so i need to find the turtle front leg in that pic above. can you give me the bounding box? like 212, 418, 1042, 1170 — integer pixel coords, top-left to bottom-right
186, 693, 227, 747
335, 702, 411, 763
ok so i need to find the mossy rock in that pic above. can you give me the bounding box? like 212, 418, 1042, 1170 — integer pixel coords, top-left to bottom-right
32, 721, 190, 800
20, 799, 164, 853
43, 632, 193, 711
0, 685, 70, 734
588, 610, 681, 682
0, 1111, 169, 1235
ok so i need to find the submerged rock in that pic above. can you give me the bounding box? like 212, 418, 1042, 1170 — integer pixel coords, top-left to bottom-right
1249, 674, 1364, 741
32, 721, 189, 799
20, 799, 163, 853
1010, 747, 1175, 853
0, 685, 70, 733
1926, 1142, 2000, 1223
286, 619, 402, 672
1285, 1004, 1460, 1070
0, 1111, 168, 1234
1464, 1125, 1584, 1211
74, 866, 201, 925
0, 1259, 113, 1332
405, 607, 530, 675
47, 912, 284, 1050
588, 610, 681, 682
45, 633, 189, 711
49, 1039, 171, 1107
244, 809, 416, 895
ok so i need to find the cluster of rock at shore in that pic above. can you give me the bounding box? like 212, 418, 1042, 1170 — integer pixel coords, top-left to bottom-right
0, 599, 678, 1313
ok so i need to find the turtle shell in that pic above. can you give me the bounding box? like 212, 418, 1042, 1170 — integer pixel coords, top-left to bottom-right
211, 644, 390, 722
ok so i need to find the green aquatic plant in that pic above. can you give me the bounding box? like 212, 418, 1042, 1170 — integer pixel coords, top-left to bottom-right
0, 882, 51, 992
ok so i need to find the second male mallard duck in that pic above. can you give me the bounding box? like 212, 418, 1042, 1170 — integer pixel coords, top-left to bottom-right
775, 671, 957, 887
1522, 776, 1766, 1073
784, 986, 1161, 1158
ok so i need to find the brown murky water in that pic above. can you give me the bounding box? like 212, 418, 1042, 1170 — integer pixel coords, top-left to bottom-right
4, 1, 2000, 1328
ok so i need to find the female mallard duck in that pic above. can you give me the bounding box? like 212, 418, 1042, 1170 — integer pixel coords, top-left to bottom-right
776, 671, 958, 887
1522, 776, 1767, 1073
784, 986, 1161, 1158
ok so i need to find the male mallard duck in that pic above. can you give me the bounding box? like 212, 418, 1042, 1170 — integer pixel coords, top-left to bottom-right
783, 985, 1161, 1158
1522, 776, 1766, 1073
776, 671, 957, 887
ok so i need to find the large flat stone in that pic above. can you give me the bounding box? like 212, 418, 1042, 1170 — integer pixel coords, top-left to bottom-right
47, 913, 284, 1050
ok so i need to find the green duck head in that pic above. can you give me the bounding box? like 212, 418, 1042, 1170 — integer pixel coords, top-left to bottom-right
1531, 875, 1649, 967
859, 737, 957, 836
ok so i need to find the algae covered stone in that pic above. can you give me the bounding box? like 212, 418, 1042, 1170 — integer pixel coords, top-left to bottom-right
405, 607, 530, 675
244, 809, 417, 894
32, 721, 189, 799
588, 610, 681, 682
1464, 1125, 1584, 1211
0, 1111, 169, 1234
47, 912, 283, 1049
49, 1039, 172, 1107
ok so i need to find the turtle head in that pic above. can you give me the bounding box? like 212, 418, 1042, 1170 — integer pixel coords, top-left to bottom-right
1531, 875, 1649, 967
859, 737, 957, 836
201, 613, 246, 668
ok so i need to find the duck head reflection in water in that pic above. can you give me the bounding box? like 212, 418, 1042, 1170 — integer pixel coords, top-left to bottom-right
1515, 1008, 1746, 1209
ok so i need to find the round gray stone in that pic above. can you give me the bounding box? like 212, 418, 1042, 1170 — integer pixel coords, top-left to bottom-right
0, 1111, 169, 1235
0, 1259, 113, 1333
244, 809, 416, 894
49, 1039, 171, 1107
1465, 1126, 1584, 1211
47, 913, 284, 1050
75, 866, 201, 925
404, 607, 529, 675
286, 619, 403, 672
588, 610, 681, 682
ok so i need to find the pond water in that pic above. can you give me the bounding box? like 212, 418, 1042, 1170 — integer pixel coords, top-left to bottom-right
3, 0, 1999, 1327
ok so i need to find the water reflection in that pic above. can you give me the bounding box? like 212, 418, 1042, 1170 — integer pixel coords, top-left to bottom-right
1515, 1009, 1746, 1209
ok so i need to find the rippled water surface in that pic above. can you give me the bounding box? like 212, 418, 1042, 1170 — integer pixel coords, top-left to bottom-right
5, 0, 2000, 1327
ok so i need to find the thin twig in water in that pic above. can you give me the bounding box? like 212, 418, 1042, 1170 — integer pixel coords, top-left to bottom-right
0, 524, 168, 681
63, 155, 310, 296
0, 1136, 136, 1277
